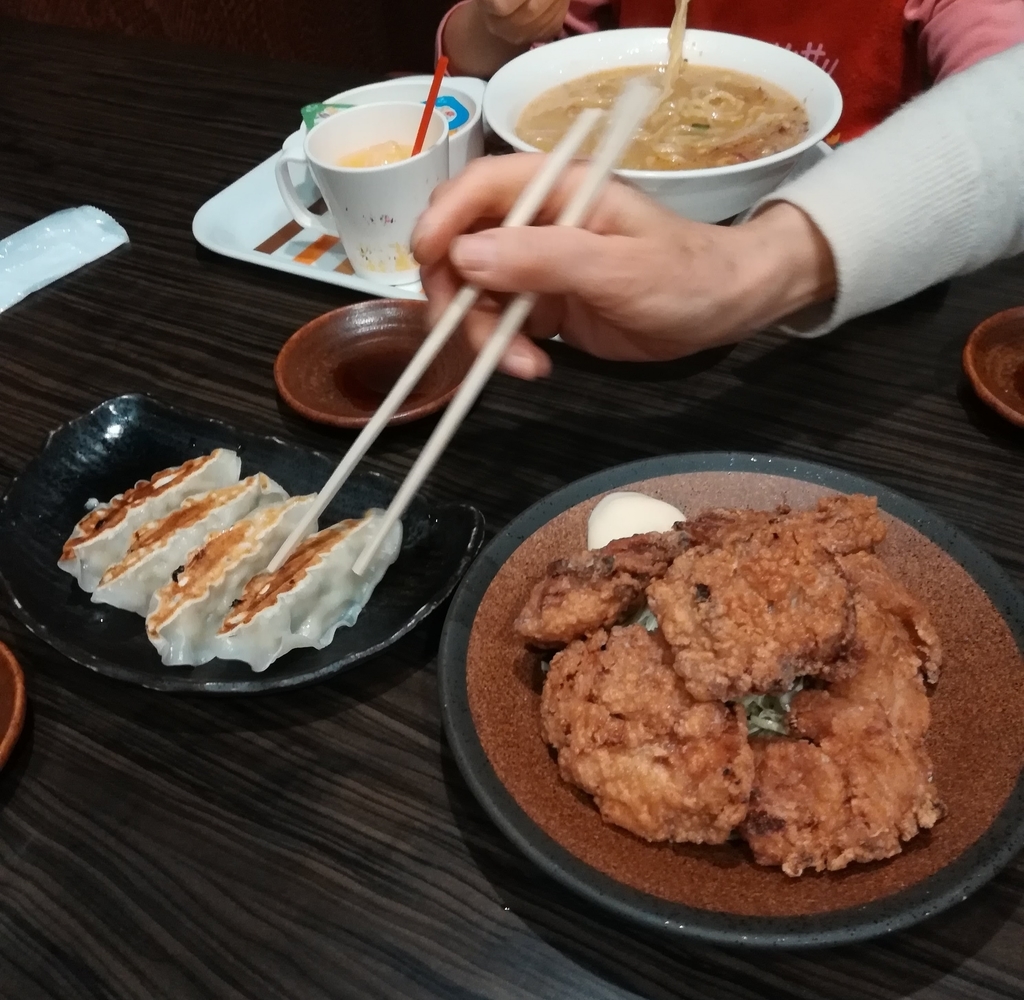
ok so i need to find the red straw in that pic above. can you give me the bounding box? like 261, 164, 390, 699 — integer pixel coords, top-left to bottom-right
411, 56, 448, 157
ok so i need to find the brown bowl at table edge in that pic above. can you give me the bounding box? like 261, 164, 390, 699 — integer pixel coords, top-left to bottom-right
0, 642, 27, 770
274, 300, 470, 429
962, 306, 1024, 429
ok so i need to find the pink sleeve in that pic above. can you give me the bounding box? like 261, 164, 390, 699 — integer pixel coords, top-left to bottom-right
437, 1, 473, 65
905, 0, 1024, 81
437, 1, 609, 65
564, 1, 609, 36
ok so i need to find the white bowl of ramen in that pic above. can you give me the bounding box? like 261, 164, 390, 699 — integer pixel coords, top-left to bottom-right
483, 29, 842, 222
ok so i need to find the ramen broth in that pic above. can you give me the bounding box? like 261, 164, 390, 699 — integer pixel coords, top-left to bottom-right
516, 64, 809, 170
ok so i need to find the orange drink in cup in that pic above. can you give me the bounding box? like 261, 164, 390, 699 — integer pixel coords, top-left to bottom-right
275, 102, 449, 285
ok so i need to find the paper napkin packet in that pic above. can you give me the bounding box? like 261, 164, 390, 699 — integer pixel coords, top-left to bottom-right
0, 206, 129, 314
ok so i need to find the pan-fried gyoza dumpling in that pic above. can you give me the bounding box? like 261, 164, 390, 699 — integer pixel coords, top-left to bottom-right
59, 449, 241, 591
212, 509, 403, 672
92, 473, 289, 615
145, 494, 316, 666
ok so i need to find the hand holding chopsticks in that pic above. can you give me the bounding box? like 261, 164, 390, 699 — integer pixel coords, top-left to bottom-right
267, 79, 659, 577
264, 107, 604, 575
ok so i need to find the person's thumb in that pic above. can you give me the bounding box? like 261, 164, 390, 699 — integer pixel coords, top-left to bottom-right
450, 226, 605, 295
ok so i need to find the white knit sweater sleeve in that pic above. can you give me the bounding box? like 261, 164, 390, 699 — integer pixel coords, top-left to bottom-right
759, 44, 1024, 338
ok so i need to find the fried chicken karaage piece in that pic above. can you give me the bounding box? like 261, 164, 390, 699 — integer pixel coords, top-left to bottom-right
647, 533, 856, 703
742, 738, 849, 877
830, 594, 932, 742
646, 496, 888, 702
811, 551, 942, 743
792, 691, 944, 862
541, 624, 754, 844
516, 527, 688, 649
836, 550, 942, 683
742, 555, 943, 876
743, 690, 943, 875
689, 494, 887, 556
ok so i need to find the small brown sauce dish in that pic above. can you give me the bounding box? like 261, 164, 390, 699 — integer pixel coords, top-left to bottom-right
963, 306, 1024, 429
275, 300, 475, 429
0, 642, 27, 771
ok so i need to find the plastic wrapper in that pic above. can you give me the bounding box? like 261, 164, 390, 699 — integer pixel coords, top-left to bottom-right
300, 102, 354, 131
300, 96, 470, 135
0, 206, 129, 314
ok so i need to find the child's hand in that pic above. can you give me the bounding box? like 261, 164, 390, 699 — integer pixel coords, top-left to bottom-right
475, 0, 572, 48
441, 1, 572, 82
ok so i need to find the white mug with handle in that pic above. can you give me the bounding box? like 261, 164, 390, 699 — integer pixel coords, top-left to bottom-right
275, 102, 449, 285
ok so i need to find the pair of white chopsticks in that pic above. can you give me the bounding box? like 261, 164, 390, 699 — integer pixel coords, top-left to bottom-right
267, 79, 660, 578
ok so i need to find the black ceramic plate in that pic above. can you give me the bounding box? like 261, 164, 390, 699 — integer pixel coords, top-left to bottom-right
0, 395, 484, 694
437, 453, 1024, 948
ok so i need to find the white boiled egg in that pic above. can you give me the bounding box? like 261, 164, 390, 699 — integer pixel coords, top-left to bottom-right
587, 492, 685, 550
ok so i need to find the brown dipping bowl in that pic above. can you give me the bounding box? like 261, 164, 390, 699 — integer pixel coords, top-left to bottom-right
0, 642, 27, 771
963, 306, 1024, 429
275, 300, 475, 428
437, 455, 1024, 948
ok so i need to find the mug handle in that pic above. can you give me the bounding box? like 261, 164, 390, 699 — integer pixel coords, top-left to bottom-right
274, 148, 338, 236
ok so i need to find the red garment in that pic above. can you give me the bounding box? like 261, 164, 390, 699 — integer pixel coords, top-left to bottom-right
614, 0, 924, 140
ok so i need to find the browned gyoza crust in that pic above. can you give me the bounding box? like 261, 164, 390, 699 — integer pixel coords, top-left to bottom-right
219, 519, 363, 632
146, 502, 297, 635
61, 452, 224, 559
99, 479, 254, 584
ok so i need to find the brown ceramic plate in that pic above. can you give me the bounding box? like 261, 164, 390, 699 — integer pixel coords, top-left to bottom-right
275, 300, 475, 428
438, 454, 1024, 948
963, 306, 1024, 429
0, 642, 27, 770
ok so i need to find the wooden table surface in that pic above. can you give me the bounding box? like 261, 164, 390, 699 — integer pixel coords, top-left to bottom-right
2, 18, 1024, 1000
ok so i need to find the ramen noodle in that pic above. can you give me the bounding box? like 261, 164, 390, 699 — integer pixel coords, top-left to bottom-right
516, 64, 809, 171
664, 0, 690, 94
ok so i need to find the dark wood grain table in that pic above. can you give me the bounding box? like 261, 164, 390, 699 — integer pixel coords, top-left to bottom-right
2, 18, 1023, 1000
